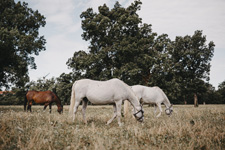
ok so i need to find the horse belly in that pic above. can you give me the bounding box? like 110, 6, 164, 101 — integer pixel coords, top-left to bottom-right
86, 93, 115, 104
33, 94, 51, 104
143, 92, 162, 104
86, 87, 116, 105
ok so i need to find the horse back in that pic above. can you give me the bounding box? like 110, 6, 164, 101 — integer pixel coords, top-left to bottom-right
26, 90, 57, 104
74, 78, 131, 102
146, 87, 167, 103
26, 91, 38, 101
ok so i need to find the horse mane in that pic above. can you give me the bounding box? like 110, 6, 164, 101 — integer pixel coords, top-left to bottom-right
52, 91, 62, 106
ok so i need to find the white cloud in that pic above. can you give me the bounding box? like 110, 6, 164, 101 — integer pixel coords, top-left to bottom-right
139, 0, 225, 48
209, 48, 225, 88
29, 33, 87, 80
25, 0, 87, 80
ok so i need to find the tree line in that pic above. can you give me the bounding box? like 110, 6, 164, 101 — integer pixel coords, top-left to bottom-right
0, 0, 224, 105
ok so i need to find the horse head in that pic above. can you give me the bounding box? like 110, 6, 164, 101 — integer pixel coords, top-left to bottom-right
165, 104, 173, 116
57, 105, 63, 114
133, 106, 144, 122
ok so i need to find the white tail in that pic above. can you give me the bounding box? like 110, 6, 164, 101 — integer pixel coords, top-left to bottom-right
69, 83, 76, 115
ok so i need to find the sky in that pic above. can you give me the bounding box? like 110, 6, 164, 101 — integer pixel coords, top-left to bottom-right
20, 0, 225, 89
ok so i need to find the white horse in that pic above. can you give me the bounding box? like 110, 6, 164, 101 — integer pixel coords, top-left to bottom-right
124, 85, 173, 117
69, 78, 144, 126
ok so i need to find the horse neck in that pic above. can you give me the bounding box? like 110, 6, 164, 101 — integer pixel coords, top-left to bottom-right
128, 91, 141, 111
163, 96, 171, 108
55, 98, 62, 108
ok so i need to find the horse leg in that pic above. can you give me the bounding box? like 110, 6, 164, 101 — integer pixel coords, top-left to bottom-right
24, 104, 27, 112
156, 103, 162, 117
43, 104, 48, 112
27, 101, 32, 112
154, 104, 157, 115
73, 98, 82, 122
107, 104, 117, 125
115, 101, 123, 126
30, 104, 32, 112
27, 105, 29, 112
28, 104, 32, 112
24, 101, 27, 112
49, 103, 52, 113
82, 99, 88, 124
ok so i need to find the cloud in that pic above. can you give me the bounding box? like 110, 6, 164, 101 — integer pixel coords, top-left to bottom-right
138, 0, 225, 48
29, 33, 88, 80
25, 0, 87, 80
210, 48, 225, 88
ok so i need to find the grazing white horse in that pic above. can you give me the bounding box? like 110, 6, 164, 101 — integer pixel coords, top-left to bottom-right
124, 85, 173, 117
69, 78, 144, 126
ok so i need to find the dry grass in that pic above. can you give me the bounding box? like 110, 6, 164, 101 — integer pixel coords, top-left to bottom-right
0, 105, 224, 150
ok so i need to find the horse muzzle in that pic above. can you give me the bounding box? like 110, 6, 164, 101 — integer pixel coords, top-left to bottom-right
133, 109, 144, 122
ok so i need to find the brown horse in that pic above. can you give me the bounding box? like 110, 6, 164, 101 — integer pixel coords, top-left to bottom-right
24, 90, 63, 114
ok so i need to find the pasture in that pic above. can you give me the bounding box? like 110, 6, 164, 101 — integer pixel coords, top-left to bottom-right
0, 105, 224, 150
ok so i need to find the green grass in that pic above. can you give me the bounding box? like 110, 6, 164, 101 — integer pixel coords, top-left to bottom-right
0, 105, 224, 150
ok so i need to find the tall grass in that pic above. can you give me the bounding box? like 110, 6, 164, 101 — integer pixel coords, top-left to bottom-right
0, 105, 224, 150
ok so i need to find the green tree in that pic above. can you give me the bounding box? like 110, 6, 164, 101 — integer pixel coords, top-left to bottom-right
217, 80, 225, 103
67, 1, 215, 105
28, 77, 56, 91
0, 87, 26, 105
201, 83, 223, 104
146, 34, 181, 103
67, 0, 157, 85
144, 31, 215, 105
0, 0, 46, 89
168, 31, 215, 106
55, 73, 74, 104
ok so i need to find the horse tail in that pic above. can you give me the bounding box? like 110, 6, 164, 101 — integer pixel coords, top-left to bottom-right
69, 82, 76, 115
24, 91, 28, 111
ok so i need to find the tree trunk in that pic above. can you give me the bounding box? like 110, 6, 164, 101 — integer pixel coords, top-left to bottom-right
184, 96, 187, 105
194, 93, 198, 107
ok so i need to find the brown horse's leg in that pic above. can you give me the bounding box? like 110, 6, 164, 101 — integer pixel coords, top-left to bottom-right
27, 105, 29, 112
24, 104, 27, 112
30, 105, 32, 112
43, 104, 48, 111
49, 103, 52, 113
28, 104, 32, 112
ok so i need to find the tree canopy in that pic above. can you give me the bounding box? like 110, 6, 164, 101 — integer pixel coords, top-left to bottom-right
67, 1, 157, 85
0, 0, 46, 89
0, 0, 221, 105
67, 0, 215, 104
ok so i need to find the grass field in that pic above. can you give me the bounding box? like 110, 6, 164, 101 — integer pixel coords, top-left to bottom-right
0, 105, 224, 150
